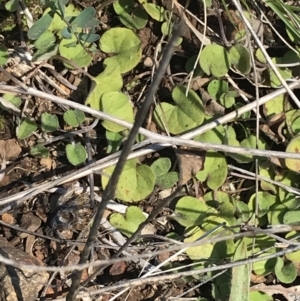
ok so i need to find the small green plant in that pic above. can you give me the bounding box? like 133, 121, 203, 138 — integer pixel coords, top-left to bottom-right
102, 158, 156, 202
17, 110, 87, 166
109, 206, 146, 237
28, 1, 99, 65
150, 157, 178, 189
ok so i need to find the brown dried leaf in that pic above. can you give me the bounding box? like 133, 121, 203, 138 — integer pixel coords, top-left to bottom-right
19, 212, 41, 238
109, 261, 127, 276
175, 147, 206, 185
0, 139, 21, 160
1, 212, 15, 224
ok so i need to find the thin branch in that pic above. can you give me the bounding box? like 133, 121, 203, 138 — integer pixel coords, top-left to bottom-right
65, 21, 185, 301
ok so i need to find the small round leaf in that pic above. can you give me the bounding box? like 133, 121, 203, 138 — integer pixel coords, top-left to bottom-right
30, 144, 49, 158
143, 3, 164, 21
59, 35, 92, 68
100, 92, 134, 132
41, 113, 59, 132
200, 44, 230, 77
17, 119, 37, 139
63, 109, 85, 127
150, 157, 171, 177
102, 159, 156, 202
109, 206, 146, 238
66, 143, 87, 166
229, 44, 251, 74
285, 136, 300, 172
274, 258, 297, 284
99, 27, 142, 73
154, 85, 205, 135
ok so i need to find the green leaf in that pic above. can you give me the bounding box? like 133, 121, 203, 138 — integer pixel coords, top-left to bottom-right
86, 65, 123, 110
200, 44, 230, 77
113, 0, 134, 15
267, 58, 292, 88
283, 209, 300, 225
1, 94, 21, 108
32, 44, 58, 62
156, 172, 178, 189
233, 135, 267, 163
28, 12, 53, 40
63, 109, 85, 127
196, 151, 227, 190
41, 113, 59, 132
47, 4, 81, 32
252, 254, 277, 276
263, 94, 285, 118
101, 159, 156, 202
236, 201, 250, 222
109, 206, 146, 238
219, 91, 237, 108
143, 3, 164, 21
229, 239, 249, 301
229, 44, 251, 75
30, 144, 49, 158
17, 118, 37, 139
5, 0, 18, 12
79, 33, 100, 43
184, 226, 214, 260
34, 30, 56, 50
154, 85, 205, 135
59, 35, 92, 68
205, 191, 236, 226
151, 157, 171, 177
99, 27, 142, 73
285, 231, 300, 263
100, 91, 134, 132
248, 191, 271, 218
274, 258, 297, 284
66, 143, 87, 166
119, 8, 148, 30
249, 291, 273, 301
268, 204, 286, 225
70, 7, 96, 28
285, 136, 300, 172
61, 26, 73, 39
106, 130, 123, 153
0, 46, 9, 66
173, 196, 211, 228
207, 79, 228, 99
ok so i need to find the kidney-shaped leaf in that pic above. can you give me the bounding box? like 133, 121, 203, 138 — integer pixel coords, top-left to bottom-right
100, 91, 134, 132
285, 136, 300, 172
184, 226, 214, 260
154, 85, 205, 135
173, 196, 210, 228
102, 159, 156, 202
17, 118, 37, 139
86, 65, 123, 110
229, 44, 251, 75
196, 151, 227, 190
200, 44, 230, 77
66, 143, 87, 166
275, 257, 297, 284
109, 206, 146, 238
100, 27, 142, 73
59, 35, 92, 68
143, 3, 164, 21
